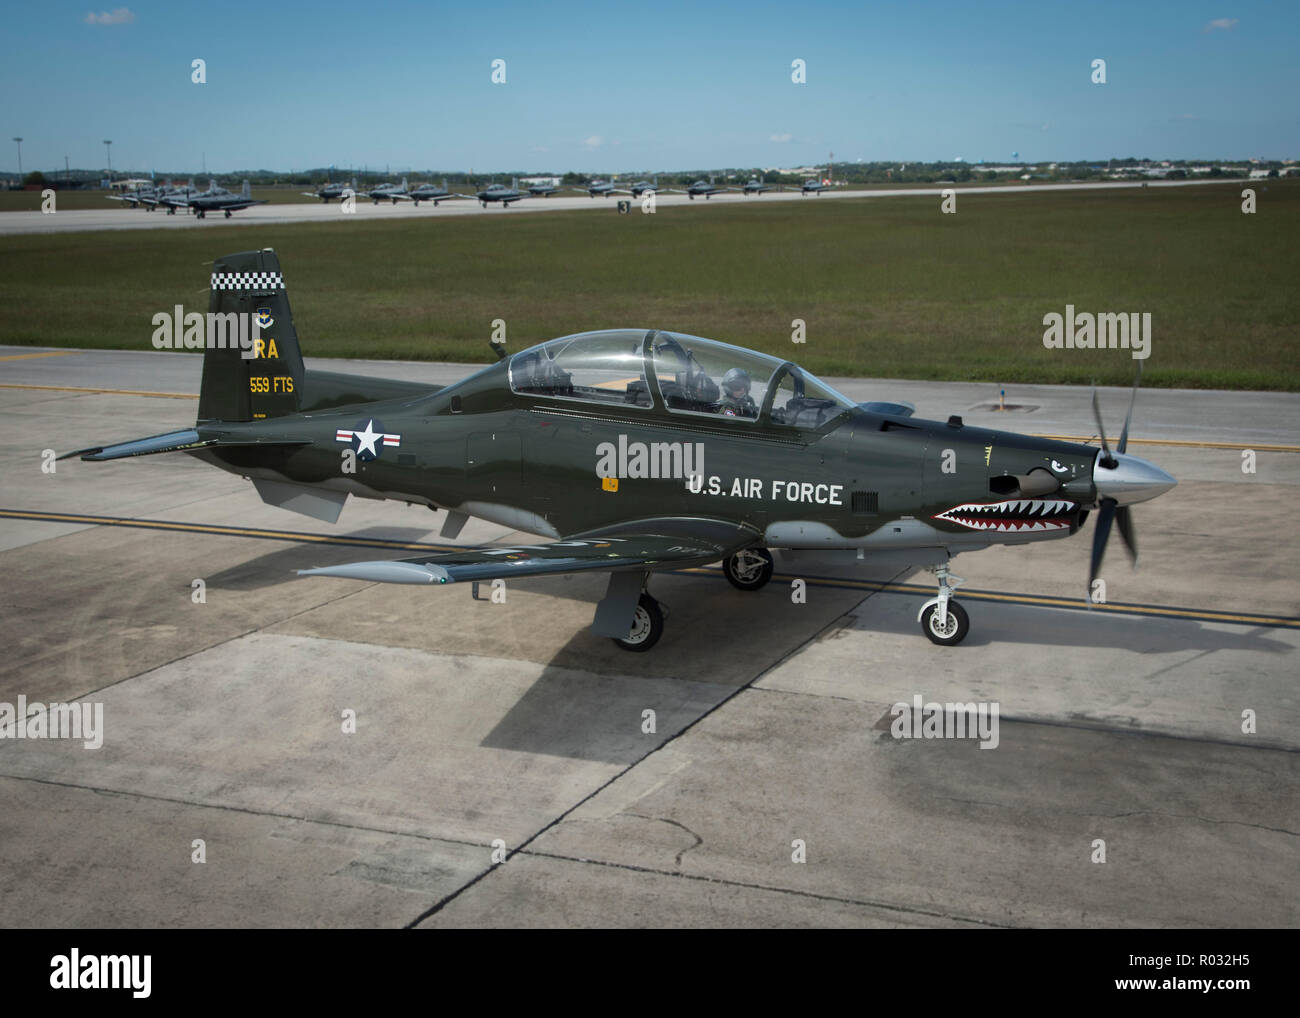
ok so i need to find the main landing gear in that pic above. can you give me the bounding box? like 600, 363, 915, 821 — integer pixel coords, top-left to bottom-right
614, 592, 665, 652
723, 547, 774, 591
917, 562, 969, 646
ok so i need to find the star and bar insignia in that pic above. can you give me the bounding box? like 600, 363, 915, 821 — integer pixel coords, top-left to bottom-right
334, 419, 400, 461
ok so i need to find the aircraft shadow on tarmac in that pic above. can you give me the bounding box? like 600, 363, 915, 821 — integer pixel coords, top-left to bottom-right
199, 531, 1288, 763
214, 528, 1290, 661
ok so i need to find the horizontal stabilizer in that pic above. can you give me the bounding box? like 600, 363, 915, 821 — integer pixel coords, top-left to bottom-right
60, 429, 310, 462
60, 429, 208, 461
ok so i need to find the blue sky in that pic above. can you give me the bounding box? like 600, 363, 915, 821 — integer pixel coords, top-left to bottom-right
3, 0, 1296, 175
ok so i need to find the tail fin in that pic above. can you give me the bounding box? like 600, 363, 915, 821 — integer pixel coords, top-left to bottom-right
400, 176, 407, 190
241, 179, 251, 198
209, 177, 217, 192
197, 249, 305, 423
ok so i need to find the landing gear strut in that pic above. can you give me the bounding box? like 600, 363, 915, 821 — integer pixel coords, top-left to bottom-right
723, 547, 774, 591
917, 562, 969, 646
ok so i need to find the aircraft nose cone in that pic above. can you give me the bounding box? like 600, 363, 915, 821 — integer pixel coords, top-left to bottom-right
1094, 451, 1177, 505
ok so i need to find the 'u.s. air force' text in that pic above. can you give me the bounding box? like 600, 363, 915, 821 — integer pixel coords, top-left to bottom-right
687, 475, 844, 505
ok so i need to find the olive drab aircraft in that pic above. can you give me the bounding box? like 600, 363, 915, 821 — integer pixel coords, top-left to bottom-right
301, 178, 356, 203
63, 250, 1175, 651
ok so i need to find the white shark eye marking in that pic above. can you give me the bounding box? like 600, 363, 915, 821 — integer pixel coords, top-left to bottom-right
1051, 459, 1066, 472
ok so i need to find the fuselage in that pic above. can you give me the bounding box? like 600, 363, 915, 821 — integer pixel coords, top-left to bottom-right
194, 332, 1109, 557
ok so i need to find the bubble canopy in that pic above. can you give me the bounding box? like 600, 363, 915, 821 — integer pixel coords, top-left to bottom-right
507, 329, 855, 428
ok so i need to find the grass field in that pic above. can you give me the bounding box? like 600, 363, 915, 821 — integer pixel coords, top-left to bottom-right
1, 181, 1296, 389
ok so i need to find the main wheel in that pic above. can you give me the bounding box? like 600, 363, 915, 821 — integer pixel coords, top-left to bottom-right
723, 548, 774, 591
613, 594, 663, 652
921, 601, 970, 646
224, 210, 231, 218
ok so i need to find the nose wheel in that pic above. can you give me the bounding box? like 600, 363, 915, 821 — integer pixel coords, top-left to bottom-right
917, 563, 969, 646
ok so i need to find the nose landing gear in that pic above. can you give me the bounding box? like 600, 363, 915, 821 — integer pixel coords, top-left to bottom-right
918, 563, 969, 646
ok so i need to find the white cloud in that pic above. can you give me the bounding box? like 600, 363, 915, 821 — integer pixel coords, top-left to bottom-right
85, 7, 134, 24
769, 133, 793, 143
1203, 17, 1238, 32
582, 135, 603, 150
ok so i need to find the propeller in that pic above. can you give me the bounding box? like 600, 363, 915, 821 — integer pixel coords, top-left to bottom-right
1087, 367, 1144, 600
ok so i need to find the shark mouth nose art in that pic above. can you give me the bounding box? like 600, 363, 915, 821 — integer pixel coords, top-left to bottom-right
933, 498, 1078, 532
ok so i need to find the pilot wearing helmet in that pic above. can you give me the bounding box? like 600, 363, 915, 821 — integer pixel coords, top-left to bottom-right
719, 367, 758, 418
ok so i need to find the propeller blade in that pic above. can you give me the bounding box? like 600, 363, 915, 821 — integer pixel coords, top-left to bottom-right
1091, 385, 1116, 468
1115, 505, 1138, 565
1089, 497, 1117, 598
1117, 360, 1143, 455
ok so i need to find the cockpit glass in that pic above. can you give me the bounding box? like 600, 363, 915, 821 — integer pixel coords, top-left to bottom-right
767, 363, 856, 429
508, 328, 855, 426
650, 331, 781, 422
508, 330, 652, 408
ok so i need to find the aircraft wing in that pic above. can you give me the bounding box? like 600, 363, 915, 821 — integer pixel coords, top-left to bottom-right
297, 517, 760, 586
217, 200, 266, 212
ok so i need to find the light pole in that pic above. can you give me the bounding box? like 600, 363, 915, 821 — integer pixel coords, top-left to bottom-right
12, 137, 22, 183
103, 139, 112, 182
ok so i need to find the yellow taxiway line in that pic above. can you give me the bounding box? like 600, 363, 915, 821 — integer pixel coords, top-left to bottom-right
0, 350, 80, 361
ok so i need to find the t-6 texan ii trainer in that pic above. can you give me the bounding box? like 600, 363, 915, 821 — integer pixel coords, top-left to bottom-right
63, 250, 1175, 651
